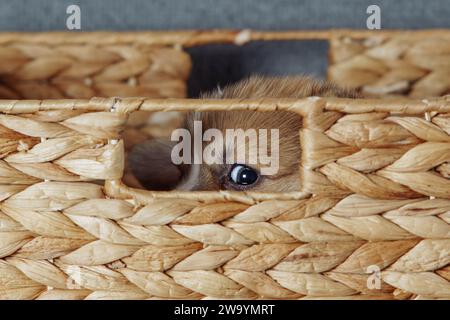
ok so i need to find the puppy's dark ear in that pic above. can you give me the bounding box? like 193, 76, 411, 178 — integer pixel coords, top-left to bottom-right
128, 139, 182, 191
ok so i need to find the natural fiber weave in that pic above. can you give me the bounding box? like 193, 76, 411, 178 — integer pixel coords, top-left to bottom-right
0, 42, 190, 99
0, 96, 449, 300
328, 33, 450, 97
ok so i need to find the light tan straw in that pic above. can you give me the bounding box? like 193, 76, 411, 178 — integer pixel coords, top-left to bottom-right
0, 29, 449, 300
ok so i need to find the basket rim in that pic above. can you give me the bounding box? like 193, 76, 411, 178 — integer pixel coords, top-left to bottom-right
0, 96, 448, 114
0, 29, 449, 46
104, 180, 311, 205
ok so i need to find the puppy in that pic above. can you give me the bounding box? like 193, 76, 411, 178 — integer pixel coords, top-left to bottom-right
129, 76, 358, 192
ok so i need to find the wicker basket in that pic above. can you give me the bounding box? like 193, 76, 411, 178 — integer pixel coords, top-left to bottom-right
0, 30, 449, 300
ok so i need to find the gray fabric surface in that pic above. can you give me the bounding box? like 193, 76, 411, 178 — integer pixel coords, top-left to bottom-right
0, 0, 448, 31
0, 0, 448, 96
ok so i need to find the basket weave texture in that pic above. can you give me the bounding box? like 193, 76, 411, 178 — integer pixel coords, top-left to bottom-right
328, 33, 450, 97
0, 41, 190, 99
0, 96, 449, 300
0, 30, 449, 300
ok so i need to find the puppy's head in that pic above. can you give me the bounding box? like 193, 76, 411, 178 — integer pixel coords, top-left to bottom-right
129, 110, 301, 192
129, 76, 357, 191
174, 75, 357, 191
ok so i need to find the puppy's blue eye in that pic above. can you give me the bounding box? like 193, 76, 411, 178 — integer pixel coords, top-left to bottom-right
229, 164, 259, 186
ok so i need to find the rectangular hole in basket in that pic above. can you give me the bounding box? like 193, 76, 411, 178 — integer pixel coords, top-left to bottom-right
122, 110, 303, 194
185, 40, 329, 97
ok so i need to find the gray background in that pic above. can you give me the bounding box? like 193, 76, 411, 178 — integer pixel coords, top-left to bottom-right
0, 0, 448, 31
0, 0, 448, 96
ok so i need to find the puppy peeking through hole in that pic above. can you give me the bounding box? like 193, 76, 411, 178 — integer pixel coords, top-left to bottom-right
128, 76, 359, 192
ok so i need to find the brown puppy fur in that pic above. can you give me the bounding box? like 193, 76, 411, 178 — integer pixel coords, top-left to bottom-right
129, 76, 358, 191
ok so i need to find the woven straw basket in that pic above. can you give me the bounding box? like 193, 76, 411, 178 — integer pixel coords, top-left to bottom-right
0, 30, 449, 300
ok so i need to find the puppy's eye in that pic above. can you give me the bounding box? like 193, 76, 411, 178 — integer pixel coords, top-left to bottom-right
229, 164, 259, 186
